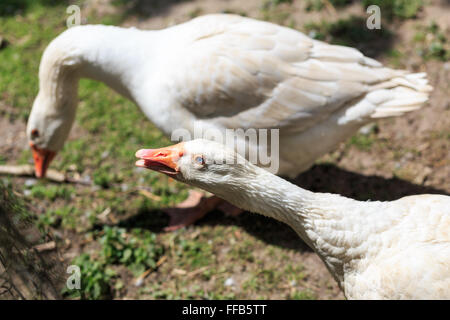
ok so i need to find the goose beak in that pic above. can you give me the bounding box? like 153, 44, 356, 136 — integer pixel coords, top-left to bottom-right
135, 143, 184, 176
30, 143, 56, 178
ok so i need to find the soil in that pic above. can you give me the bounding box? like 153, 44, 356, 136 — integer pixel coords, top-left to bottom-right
1, 0, 448, 300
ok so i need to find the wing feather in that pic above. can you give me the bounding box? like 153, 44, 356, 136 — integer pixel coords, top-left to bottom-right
164, 15, 426, 133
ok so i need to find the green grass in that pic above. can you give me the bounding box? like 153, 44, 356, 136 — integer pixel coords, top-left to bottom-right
362, 0, 423, 20
99, 226, 164, 276
63, 253, 117, 300
305, 0, 353, 12
0, 0, 68, 16
0, 5, 58, 121
386, 49, 406, 68
0, 1, 348, 300
174, 236, 214, 269
260, 5, 291, 26
303, 15, 393, 58
304, 16, 392, 50
348, 134, 375, 151
305, 0, 326, 12
288, 290, 316, 300
0, 1, 191, 228
263, 0, 293, 7
305, 0, 422, 18
260, 0, 297, 26
29, 184, 74, 201
0, 2, 192, 297
63, 226, 164, 299
413, 22, 450, 61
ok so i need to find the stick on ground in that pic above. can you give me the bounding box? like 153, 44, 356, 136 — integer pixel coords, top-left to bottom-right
0, 165, 91, 185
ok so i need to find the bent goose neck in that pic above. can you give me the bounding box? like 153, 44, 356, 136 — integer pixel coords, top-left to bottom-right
39, 25, 158, 107
225, 168, 387, 284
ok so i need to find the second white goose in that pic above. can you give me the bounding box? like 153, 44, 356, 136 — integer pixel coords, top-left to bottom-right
27, 14, 432, 230
135, 139, 450, 299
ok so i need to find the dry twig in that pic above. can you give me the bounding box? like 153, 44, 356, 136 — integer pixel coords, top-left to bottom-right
0, 165, 91, 185
33, 241, 56, 252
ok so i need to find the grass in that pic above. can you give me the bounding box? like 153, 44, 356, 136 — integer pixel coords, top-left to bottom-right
260, 2, 291, 26
0, 1, 194, 299
0, 181, 64, 299
304, 0, 422, 18
99, 226, 164, 276
304, 15, 391, 42
362, 0, 424, 20
0, 0, 69, 16
174, 237, 214, 269
0, 1, 191, 229
413, 22, 450, 61
303, 16, 393, 57
288, 288, 316, 299
29, 184, 74, 201
1, 2, 299, 300
2, 0, 441, 301
63, 225, 164, 299
263, 0, 293, 7
64, 253, 117, 299
385, 49, 406, 68
348, 134, 375, 151
305, 0, 353, 12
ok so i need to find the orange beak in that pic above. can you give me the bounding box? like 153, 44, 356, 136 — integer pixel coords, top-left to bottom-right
135, 142, 184, 176
30, 143, 56, 178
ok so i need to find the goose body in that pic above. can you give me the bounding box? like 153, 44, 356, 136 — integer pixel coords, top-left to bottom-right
27, 14, 432, 178
135, 139, 450, 299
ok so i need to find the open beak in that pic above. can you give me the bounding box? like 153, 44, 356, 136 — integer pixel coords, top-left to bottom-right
135, 142, 184, 176
30, 143, 56, 178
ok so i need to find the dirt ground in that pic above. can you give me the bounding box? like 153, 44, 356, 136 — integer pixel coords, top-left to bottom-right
83, 0, 449, 192
0, 0, 449, 300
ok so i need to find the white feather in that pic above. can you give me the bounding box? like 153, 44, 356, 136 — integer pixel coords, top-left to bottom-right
171, 139, 450, 300
28, 14, 432, 178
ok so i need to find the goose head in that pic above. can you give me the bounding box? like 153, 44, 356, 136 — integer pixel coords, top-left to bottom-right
26, 92, 76, 178
135, 139, 258, 198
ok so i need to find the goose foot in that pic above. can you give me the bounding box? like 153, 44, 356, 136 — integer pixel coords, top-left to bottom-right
162, 191, 222, 231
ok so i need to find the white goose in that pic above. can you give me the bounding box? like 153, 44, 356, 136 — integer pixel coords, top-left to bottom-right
135, 139, 450, 299
27, 14, 432, 230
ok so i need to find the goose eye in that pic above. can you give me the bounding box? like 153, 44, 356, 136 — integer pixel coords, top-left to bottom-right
193, 155, 205, 166
31, 129, 39, 139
